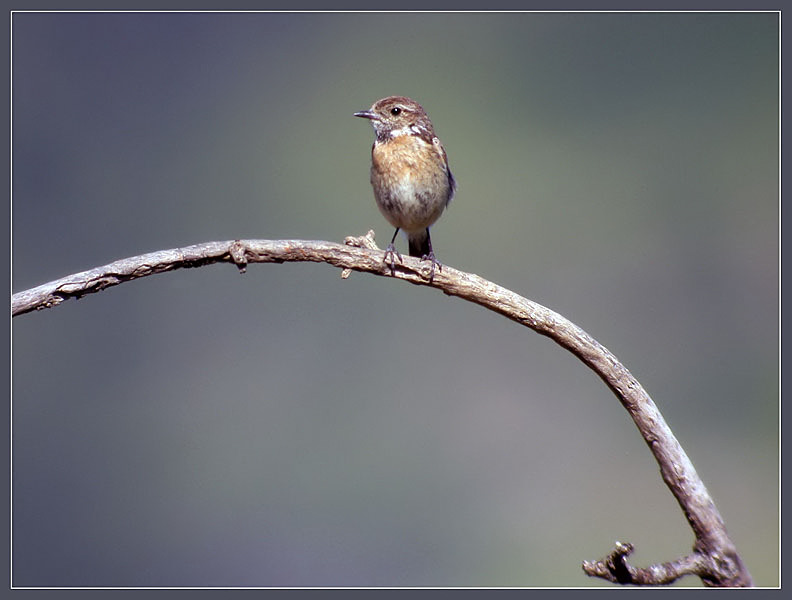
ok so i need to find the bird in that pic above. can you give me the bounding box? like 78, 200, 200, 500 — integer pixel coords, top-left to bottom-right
354, 96, 456, 281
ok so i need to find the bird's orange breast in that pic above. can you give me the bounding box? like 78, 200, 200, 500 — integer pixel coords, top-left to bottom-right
371, 134, 448, 187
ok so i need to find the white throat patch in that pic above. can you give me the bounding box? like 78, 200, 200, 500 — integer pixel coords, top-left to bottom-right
389, 125, 424, 138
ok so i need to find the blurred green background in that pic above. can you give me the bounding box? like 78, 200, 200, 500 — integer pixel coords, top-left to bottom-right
12, 12, 778, 587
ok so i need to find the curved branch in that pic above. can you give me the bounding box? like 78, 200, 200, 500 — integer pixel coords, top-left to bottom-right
10, 232, 753, 586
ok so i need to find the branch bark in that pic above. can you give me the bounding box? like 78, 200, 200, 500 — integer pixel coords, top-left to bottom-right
11, 232, 753, 586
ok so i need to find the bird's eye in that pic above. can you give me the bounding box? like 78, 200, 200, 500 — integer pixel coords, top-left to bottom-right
390, 107, 401, 115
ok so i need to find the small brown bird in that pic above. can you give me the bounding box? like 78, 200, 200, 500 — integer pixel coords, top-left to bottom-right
354, 96, 456, 280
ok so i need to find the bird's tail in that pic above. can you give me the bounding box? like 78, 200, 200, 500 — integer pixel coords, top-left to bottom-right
407, 229, 432, 258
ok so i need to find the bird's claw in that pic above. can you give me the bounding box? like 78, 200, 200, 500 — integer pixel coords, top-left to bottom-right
383, 244, 403, 275
421, 252, 442, 282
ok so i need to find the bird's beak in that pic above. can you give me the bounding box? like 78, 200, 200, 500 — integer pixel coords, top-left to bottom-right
354, 110, 379, 120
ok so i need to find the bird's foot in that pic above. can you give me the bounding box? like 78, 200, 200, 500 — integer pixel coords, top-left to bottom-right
421, 252, 442, 282
383, 243, 403, 276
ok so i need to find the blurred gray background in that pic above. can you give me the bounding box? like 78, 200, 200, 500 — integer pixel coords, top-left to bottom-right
12, 12, 778, 587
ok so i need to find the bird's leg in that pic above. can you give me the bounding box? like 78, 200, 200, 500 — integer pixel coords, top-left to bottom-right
384, 228, 403, 275
420, 230, 442, 282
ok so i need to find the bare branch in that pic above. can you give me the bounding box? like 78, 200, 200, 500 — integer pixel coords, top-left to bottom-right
581, 541, 716, 585
10, 233, 753, 586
